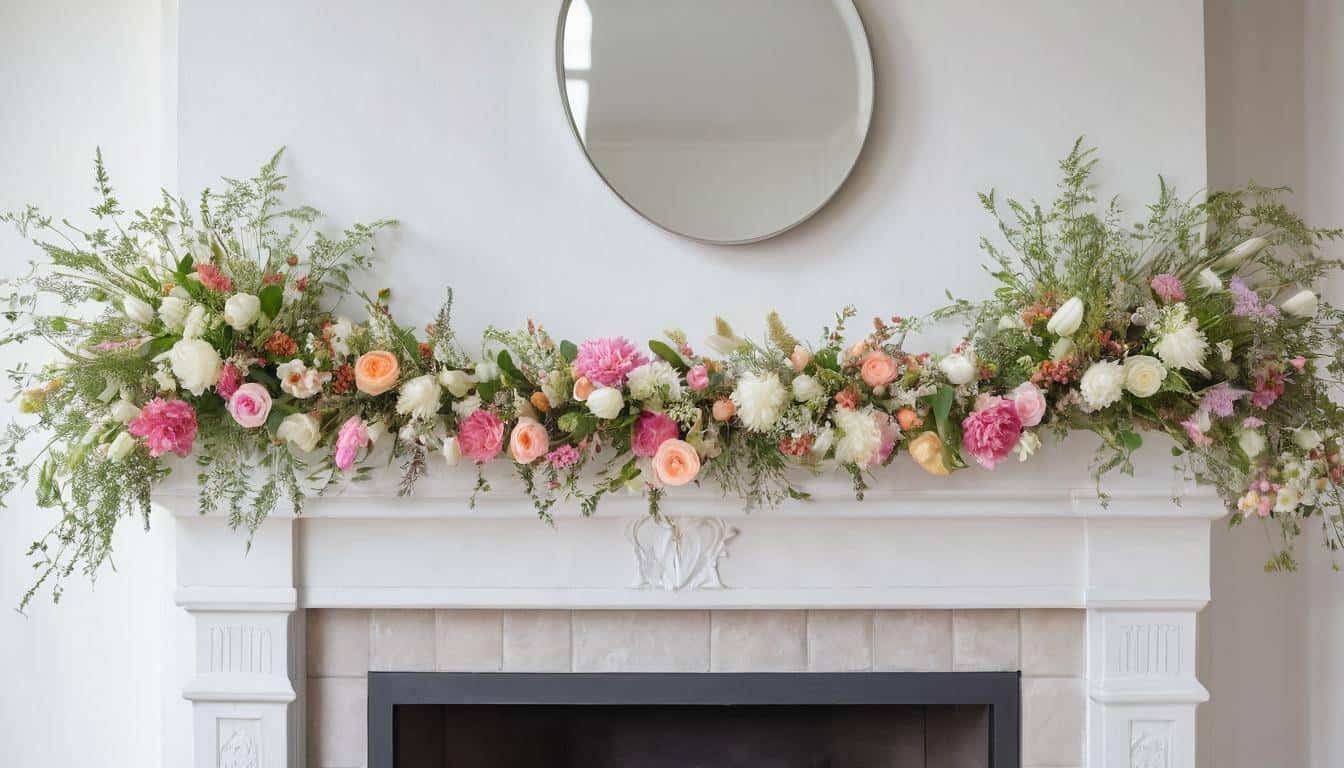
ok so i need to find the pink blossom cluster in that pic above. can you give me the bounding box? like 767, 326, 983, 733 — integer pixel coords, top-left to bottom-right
128, 398, 198, 457
574, 337, 648, 387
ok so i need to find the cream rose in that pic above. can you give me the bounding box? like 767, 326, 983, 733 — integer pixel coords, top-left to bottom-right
1079, 360, 1125, 410
730, 372, 788, 432
1046, 297, 1085, 336
437, 369, 473, 398
168, 337, 222, 396
1122, 355, 1167, 398
586, 387, 625, 419
396, 374, 443, 421
277, 413, 322, 452
223, 293, 261, 331
123, 296, 154, 325
938, 353, 977, 385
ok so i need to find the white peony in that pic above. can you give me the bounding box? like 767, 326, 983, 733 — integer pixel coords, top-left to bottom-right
442, 436, 462, 467
1238, 429, 1265, 459
1216, 236, 1268, 268
626, 361, 682, 402
1196, 269, 1223, 292
396, 374, 443, 420
109, 399, 140, 424
168, 338, 222, 396
833, 408, 881, 467
791, 374, 824, 402
1294, 428, 1323, 451
223, 293, 261, 331
181, 304, 208, 340
1122, 355, 1167, 398
277, 359, 328, 399
1079, 360, 1125, 410
730, 372, 788, 431
938, 353, 977, 385
1015, 431, 1041, 462
1281, 289, 1318, 318
158, 295, 189, 332
123, 296, 154, 325
276, 413, 322, 452
325, 316, 355, 358
437, 369, 473, 398
452, 395, 482, 418
1046, 297, 1085, 336
107, 431, 136, 461
587, 387, 625, 419
1050, 337, 1075, 361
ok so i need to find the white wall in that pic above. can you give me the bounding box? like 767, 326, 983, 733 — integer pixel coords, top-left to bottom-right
0, 1, 176, 766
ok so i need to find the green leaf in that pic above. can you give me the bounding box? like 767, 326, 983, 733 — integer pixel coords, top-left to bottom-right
476, 380, 499, 403
648, 340, 688, 372
497, 350, 531, 388
140, 334, 180, 359
1119, 430, 1143, 452
258, 283, 284, 318
814, 348, 840, 372
559, 340, 578, 363
927, 385, 955, 435
176, 253, 194, 276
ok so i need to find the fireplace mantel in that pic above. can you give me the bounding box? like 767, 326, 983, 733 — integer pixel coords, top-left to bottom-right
162, 474, 1219, 767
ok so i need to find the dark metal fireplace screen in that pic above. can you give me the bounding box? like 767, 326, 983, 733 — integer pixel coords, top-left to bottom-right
368, 672, 1020, 767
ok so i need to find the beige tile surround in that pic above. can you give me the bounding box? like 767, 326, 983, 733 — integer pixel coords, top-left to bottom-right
306, 608, 1085, 768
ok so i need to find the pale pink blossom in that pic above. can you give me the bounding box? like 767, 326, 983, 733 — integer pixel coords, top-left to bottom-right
1010, 382, 1047, 427
960, 399, 1022, 469
334, 416, 368, 471
226, 382, 272, 428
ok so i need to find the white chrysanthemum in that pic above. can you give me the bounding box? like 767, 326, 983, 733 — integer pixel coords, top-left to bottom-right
1152, 305, 1209, 375
833, 408, 881, 467
1079, 360, 1125, 410
730, 372, 788, 432
396, 374, 443, 421
627, 361, 682, 402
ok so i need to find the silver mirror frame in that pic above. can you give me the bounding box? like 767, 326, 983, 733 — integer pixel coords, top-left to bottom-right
554, 0, 876, 245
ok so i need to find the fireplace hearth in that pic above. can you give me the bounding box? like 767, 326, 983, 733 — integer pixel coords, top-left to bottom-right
368, 672, 1020, 767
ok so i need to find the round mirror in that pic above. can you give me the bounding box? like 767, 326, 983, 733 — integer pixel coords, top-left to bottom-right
557, 0, 874, 244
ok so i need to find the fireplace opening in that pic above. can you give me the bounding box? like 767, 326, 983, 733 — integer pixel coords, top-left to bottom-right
368, 672, 1019, 768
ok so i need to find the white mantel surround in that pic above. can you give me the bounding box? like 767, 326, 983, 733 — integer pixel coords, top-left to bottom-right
162, 470, 1218, 768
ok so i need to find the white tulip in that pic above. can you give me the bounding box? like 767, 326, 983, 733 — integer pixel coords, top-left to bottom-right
276, 413, 322, 452
442, 436, 462, 467
1216, 236, 1268, 268
1281, 289, 1318, 318
997, 314, 1026, 331
1238, 430, 1266, 459
1196, 269, 1222, 292
1046, 297, 1085, 336
109, 399, 141, 424
586, 387, 625, 419
1050, 337, 1075, 361
181, 304, 208, 340
938, 353, 977, 385
168, 338, 222, 396
791, 374, 824, 402
223, 293, 261, 331
123, 296, 154, 325
437, 369, 473, 398
107, 431, 136, 461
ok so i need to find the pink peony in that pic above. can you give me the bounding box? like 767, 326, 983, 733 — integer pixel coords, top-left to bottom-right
457, 409, 505, 463
960, 399, 1022, 469
1010, 382, 1047, 427
227, 382, 272, 428
632, 410, 680, 457
574, 337, 648, 388
870, 411, 900, 466
127, 398, 198, 457
546, 444, 581, 469
686, 365, 710, 391
216, 363, 243, 400
1150, 273, 1185, 303
334, 416, 368, 471
194, 262, 233, 293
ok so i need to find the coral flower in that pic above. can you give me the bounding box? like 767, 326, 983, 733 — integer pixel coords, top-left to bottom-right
860, 351, 899, 388
194, 262, 233, 293
509, 418, 550, 464
128, 398, 198, 458
574, 337, 648, 388
354, 350, 401, 396
652, 439, 701, 486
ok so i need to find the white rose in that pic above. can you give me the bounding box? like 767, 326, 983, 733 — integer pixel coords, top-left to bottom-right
276, 359, 328, 399
1050, 337, 1075, 361
833, 408, 881, 467
123, 296, 154, 325
107, 431, 136, 461
997, 314, 1026, 331
1238, 429, 1265, 459
1079, 360, 1125, 410
1294, 428, 1323, 451
1154, 322, 1210, 376
1281, 289, 1318, 318
223, 293, 261, 331
1046, 297, 1085, 336
276, 413, 322, 452
396, 374, 443, 421
158, 296, 189, 332
168, 338, 222, 396
1015, 431, 1042, 462
1122, 355, 1167, 398
1196, 269, 1222, 292
730, 372, 788, 431
437, 369, 473, 398
938, 353, 977, 385
1216, 236, 1268, 268
325, 316, 355, 358
1275, 485, 1303, 514
587, 387, 625, 419
452, 395, 482, 419
626, 361, 682, 402
442, 436, 462, 467
109, 399, 140, 424
791, 374, 824, 402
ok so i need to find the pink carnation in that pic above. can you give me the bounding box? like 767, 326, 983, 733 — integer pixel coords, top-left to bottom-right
575, 337, 648, 388
216, 363, 243, 400
127, 398, 198, 458
194, 262, 233, 293
632, 410, 680, 457
686, 364, 710, 391
546, 444, 581, 469
1150, 273, 1185, 303
334, 416, 368, 471
1010, 382, 1047, 427
458, 409, 505, 463
960, 399, 1022, 469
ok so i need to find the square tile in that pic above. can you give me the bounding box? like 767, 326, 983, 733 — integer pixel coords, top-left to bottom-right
807, 610, 873, 672
711, 611, 806, 672
572, 611, 710, 672
370, 609, 435, 672
307, 609, 370, 678
308, 677, 367, 767
434, 610, 503, 671
1021, 609, 1085, 677
504, 610, 571, 672
875, 610, 953, 672
1021, 677, 1085, 766
953, 610, 1020, 672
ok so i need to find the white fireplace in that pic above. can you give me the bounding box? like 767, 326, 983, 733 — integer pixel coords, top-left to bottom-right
161, 469, 1216, 768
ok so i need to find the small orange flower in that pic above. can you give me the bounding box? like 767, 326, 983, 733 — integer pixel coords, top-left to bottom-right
530, 391, 552, 413
263, 332, 298, 358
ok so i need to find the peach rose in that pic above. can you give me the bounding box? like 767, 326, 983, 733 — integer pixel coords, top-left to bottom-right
653, 438, 701, 486
860, 351, 899, 388
712, 397, 736, 422
530, 391, 552, 413
508, 417, 550, 464
572, 376, 595, 402
896, 407, 923, 431
354, 350, 400, 396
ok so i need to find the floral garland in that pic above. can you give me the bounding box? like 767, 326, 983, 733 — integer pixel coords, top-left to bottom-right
3, 142, 1343, 608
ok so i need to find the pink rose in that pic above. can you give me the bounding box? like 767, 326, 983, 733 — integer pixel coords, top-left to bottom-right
686, 365, 710, 391
127, 398, 198, 457
458, 409, 505, 463
860, 351, 899, 387
1010, 382, 1046, 427
960, 399, 1022, 469
509, 417, 550, 464
632, 410, 680, 457
227, 382, 272, 429
334, 416, 368, 471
